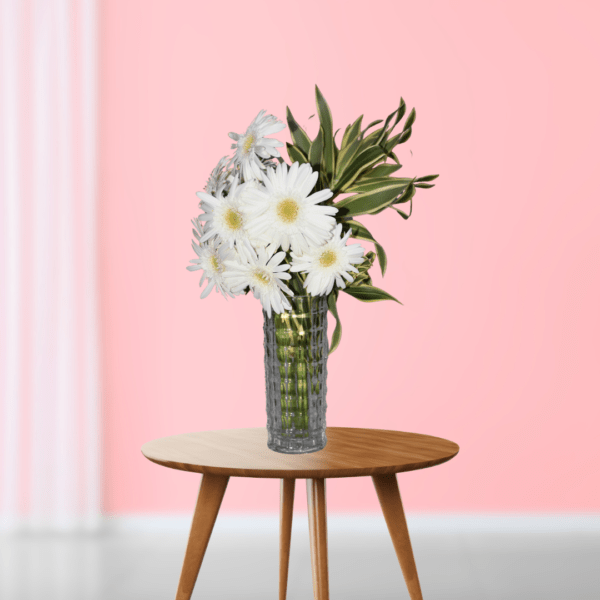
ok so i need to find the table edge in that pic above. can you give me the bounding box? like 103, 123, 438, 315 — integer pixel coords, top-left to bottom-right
142, 452, 458, 478
141, 426, 459, 478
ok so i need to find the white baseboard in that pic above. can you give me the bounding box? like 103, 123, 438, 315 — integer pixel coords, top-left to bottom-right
104, 513, 600, 535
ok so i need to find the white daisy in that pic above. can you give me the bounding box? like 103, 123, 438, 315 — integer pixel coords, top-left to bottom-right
196, 176, 254, 249
243, 162, 338, 253
228, 110, 285, 182
224, 243, 293, 317
290, 224, 365, 296
187, 223, 239, 299
204, 155, 234, 195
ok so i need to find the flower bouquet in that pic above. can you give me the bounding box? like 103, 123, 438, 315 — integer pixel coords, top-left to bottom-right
188, 86, 437, 453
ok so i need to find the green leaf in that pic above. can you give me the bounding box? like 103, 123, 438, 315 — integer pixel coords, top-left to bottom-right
403, 107, 416, 131
286, 142, 308, 165
343, 284, 401, 304
362, 119, 383, 136
361, 163, 402, 179
334, 136, 361, 184
375, 242, 388, 276
315, 85, 335, 180
375, 105, 402, 145
336, 179, 412, 216
346, 219, 376, 243
308, 127, 323, 172
341, 115, 363, 149
392, 98, 407, 129
383, 131, 402, 152
352, 272, 372, 286
327, 291, 342, 353
286, 107, 311, 156
394, 181, 415, 204
415, 174, 439, 182
393, 196, 414, 220
415, 183, 435, 189
345, 177, 413, 194
397, 128, 412, 145
361, 127, 385, 148
336, 145, 387, 191
347, 222, 388, 276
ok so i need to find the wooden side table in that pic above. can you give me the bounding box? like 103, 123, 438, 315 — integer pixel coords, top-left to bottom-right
141, 427, 459, 600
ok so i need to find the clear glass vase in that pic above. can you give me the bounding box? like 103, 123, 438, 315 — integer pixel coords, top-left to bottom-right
263, 295, 328, 453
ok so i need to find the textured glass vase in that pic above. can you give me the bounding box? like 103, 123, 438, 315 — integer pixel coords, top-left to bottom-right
263, 295, 328, 453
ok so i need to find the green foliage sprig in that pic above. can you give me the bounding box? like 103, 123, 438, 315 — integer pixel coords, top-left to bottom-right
286, 86, 438, 352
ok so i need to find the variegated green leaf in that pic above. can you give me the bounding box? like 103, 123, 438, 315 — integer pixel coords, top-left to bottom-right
334, 136, 361, 184
336, 146, 387, 191
341, 115, 363, 149
416, 174, 439, 182
361, 163, 402, 179
347, 220, 389, 277
308, 127, 323, 172
393, 200, 413, 220
286, 107, 311, 156
375, 242, 388, 276
392, 98, 407, 129
362, 119, 383, 136
343, 284, 401, 304
361, 127, 385, 148
375, 105, 402, 145
327, 291, 342, 353
397, 127, 412, 145
403, 107, 416, 131
286, 142, 308, 165
394, 181, 415, 204
384, 131, 402, 152
336, 179, 412, 216
415, 183, 435, 188
345, 177, 413, 194
346, 219, 376, 243
315, 85, 335, 180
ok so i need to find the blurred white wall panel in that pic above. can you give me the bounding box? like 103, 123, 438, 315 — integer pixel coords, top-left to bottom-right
0, 0, 101, 532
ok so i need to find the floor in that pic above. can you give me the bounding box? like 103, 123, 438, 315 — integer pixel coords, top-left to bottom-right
1, 523, 599, 599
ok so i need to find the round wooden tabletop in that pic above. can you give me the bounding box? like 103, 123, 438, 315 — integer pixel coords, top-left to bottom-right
141, 427, 459, 479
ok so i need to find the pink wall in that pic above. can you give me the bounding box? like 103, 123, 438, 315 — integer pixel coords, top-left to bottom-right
99, 0, 600, 514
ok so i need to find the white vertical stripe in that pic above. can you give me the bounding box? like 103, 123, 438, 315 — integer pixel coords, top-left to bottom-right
1, 0, 22, 532
54, 0, 77, 531
2, 0, 100, 533
30, 0, 57, 531
81, 0, 102, 531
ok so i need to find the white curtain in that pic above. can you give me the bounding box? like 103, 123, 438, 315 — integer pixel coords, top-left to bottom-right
0, 0, 101, 532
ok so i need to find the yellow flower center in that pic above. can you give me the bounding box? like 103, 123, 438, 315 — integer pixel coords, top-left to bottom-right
253, 268, 271, 286
242, 134, 255, 154
224, 208, 243, 231
319, 249, 337, 268
210, 255, 220, 271
276, 198, 300, 224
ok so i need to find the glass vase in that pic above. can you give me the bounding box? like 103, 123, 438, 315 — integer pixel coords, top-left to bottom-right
263, 295, 328, 453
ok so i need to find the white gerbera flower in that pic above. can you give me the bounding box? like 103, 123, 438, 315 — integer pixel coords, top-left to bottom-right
224, 243, 293, 317
228, 110, 285, 182
187, 221, 239, 299
290, 224, 365, 296
244, 162, 338, 253
196, 176, 254, 249
204, 155, 234, 195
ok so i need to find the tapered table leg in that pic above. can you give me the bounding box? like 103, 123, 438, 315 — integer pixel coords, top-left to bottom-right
307, 478, 329, 600
175, 473, 229, 600
279, 478, 296, 600
372, 474, 424, 600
